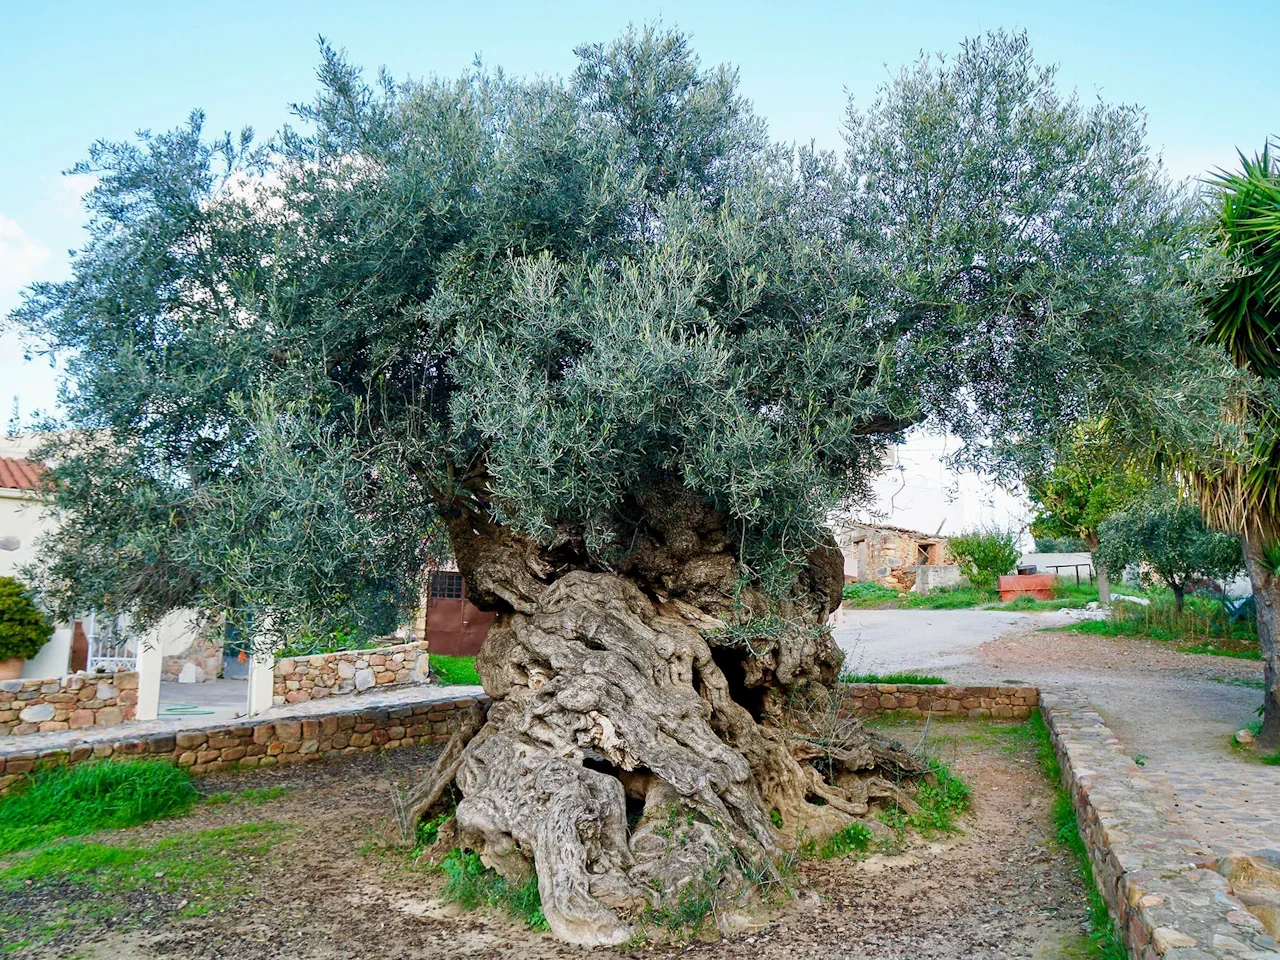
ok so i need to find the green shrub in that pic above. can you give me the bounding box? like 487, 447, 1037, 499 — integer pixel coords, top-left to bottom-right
946, 528, 1021, 592
0, 761, 198, 854
0, 577, 53, 662
430, 654, 480, 685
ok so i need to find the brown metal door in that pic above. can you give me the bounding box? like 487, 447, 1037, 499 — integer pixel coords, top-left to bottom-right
427, 572, 466, 655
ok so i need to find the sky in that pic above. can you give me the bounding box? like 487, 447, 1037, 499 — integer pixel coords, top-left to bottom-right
2, 0, 1277, 532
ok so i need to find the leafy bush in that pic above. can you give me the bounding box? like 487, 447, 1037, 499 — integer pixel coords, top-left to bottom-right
946, 529, 1021, 592
0, 761, 198, 854
430, 654, 480, 686
0, 576, 53, 662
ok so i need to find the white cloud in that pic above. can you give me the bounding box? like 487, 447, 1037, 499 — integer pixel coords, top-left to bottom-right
0, 214, 51, 312
42, 172, 99, 219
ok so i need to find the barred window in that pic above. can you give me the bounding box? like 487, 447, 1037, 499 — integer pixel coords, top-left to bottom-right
430, 572, 464, 599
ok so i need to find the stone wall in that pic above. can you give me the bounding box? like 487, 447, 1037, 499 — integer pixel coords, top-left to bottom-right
0, 691, 487, 791
272, 641, 428, 706
1042, 688, 1279, 959
0, 671, 138, 736
162, 636, 224, 683
844, 683, 1038, 719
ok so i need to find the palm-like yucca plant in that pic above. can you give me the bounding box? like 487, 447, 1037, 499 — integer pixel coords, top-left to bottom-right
1195, 143, 1280, 749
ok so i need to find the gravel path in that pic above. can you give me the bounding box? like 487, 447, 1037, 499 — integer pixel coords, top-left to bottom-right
831, 609, 1032, 673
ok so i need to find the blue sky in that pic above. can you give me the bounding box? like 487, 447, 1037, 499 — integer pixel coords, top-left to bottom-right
2, 0, 1278, 421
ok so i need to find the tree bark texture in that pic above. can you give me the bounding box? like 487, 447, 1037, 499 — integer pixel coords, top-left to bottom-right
417, 491, 925, 945
1244, 530, 1280, 751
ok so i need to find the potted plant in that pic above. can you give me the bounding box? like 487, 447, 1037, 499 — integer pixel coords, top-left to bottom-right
0, 576, 54, 680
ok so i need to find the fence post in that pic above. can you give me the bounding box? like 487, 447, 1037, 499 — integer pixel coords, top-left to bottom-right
135, 639, 162, 721
247, 645, 274, 716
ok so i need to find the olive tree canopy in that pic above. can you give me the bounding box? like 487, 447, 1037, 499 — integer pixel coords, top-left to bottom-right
10, 26, 1227, 944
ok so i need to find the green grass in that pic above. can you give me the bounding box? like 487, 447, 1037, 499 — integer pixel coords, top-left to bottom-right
843, 580, 1102, 612
204, 785, 292, 806
839, 671, 947, 685
430, 654, 480, 686
1062, 616, 1260, 659
438, 849, 548, 930
0, 822, 287, 945
995, 713, 1126, 960
0, 761, 198, 855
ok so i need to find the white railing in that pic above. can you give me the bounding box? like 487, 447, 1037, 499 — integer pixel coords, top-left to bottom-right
85, 610, 136, 672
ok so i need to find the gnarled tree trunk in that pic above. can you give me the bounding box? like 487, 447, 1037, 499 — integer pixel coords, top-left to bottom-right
414, 490, 924, 946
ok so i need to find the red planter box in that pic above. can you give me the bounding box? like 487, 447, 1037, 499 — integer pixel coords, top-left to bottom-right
998, 573, 1058, 601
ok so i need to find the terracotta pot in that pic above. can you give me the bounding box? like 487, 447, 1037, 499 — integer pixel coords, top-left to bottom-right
0, 658, 22, 681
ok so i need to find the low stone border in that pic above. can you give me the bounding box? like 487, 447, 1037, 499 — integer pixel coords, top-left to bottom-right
273, 640, 428, 705
844, 683, 1038, 719
1042, 688, 1280, 959
0, 689, 489, 792
0, 671, 138, 736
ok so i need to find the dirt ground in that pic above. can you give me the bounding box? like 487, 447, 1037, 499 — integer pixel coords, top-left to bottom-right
2, 715, 1098, 960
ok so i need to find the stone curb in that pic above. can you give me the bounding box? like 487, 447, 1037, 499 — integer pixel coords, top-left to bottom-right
1042, 687, 1280, 959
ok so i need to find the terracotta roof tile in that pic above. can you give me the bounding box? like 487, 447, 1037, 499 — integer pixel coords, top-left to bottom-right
0, 457, 46, 491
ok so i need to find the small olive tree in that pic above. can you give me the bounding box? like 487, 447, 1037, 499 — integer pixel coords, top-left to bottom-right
946, 529, 1022, 593
1096, 494, 1244, 613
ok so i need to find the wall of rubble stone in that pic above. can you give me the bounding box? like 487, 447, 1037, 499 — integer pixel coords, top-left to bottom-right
0, 671, 138, 736
272, 640, 428, 705
844, 683, 1038, 719
0, 691, 487, 790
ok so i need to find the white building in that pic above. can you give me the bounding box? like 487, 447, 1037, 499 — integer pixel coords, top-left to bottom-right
0, 436, 219, 682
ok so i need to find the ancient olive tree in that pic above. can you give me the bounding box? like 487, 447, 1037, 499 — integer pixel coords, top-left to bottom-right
11, 28, 1220, 944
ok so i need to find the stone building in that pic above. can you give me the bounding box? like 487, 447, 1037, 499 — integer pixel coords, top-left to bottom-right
832, 521, 957, 593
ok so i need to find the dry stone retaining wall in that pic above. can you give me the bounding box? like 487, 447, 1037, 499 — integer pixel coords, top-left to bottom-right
272, 640, 428, 705
0, 671, 137, 736
1042, 688, 1280, 959
844, 683, 1038, 719
0, 690, 488, 792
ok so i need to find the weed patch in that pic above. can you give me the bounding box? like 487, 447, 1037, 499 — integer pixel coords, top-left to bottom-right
819, 822, 873, 858
0, 761, 198, 855
439, 849, 548, 930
